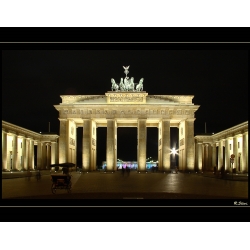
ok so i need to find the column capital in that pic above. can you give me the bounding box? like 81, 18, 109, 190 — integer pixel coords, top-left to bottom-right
59, 118, 67, 121
186, 118, 196, 122
138, 118, 147, 122
234, 133, 242, 138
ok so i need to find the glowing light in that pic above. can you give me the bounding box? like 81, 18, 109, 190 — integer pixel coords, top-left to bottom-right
170, 147, 179, 155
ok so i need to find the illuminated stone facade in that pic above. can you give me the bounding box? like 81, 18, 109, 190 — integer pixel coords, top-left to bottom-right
194, 121, 248, 173
2, 121, 59, 171
54, 92, 200, 171
2, 104, 248, 173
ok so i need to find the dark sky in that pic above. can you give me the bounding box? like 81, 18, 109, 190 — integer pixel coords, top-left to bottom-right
2, 49, 248, 166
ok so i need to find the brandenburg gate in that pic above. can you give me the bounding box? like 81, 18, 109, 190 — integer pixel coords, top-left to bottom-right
54, 66, 200, 172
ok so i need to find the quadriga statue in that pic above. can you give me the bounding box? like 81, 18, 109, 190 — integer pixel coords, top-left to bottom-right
136, 78, 144, 91
111, 78, 119, 91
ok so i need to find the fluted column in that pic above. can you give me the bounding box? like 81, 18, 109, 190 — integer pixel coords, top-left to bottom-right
37, 141, 42, 170
23, 138, 28, 170
225, 138, 230, 171
106, 119, 116, 171
208, 144, 212, 171
83, 119, 91, 171
197, 142, 202, 171
59, 119, 68, 163
218, 140, 223, 170
186, 119, 195, 171
20, 137, 25, 170
55, 140, 59, 164
47, 143, 51, 169
161, 119, 170, 171
12, 134, 18, 170
233, 136, 238, 170
51, 142, 56, 165
242, 132, 248, 172
158, 123, 162, 170
42, 142, 47, 169
2, 131, 7, 171
204, 144, 209, 171
30, 139, 34, 169
212, 143, 217, 168
137, 119, 147, 171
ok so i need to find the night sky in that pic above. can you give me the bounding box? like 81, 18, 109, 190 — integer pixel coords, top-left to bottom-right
2, 48, 248, 166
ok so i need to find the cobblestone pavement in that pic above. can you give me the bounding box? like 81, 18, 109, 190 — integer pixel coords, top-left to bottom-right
2, 170, 248, 202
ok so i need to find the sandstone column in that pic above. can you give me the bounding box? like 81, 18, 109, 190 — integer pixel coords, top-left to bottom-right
197, 142, 202, 171
242, 132, 248, 172
83, 119, 91, 171
212, 143, 217, 169
42, 142, 47, 169
106, 119, 116, 171
2, 131, 7, 171
12, 134, 18, 170
137, 119, 147, 171
59, 118, 68, 163
30, 139, 34, 169
225, 137, 231, 171
218, 140, 224, 171
233, 136, 238, 171
47, 143, 51, 169
23, 138, 28, 170
204, 144, 209, 171
158, 123, 162, 170
37, 141, 42, 170
51, 142, 56, 165
162, 119, 170, 171
186, 119, 195, 171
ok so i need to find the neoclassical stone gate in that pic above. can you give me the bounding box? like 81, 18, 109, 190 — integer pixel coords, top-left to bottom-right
54, 92, 200, 172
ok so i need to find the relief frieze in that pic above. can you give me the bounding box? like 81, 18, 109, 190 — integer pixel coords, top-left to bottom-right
110, 96, 143, 102
69, 138, 75, 146
176, 109, 182, 115
180, 138, 184, 146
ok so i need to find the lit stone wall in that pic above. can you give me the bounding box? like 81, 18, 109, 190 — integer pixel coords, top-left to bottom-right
2, 120, 59, 171
194, 121, 248, 173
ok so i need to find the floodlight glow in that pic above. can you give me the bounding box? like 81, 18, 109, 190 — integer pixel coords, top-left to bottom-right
170, 147, 179, 155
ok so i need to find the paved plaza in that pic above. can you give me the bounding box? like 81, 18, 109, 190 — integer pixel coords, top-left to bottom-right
2, 170, 248, 204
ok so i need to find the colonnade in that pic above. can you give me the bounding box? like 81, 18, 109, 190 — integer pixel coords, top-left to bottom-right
58, 117, 196, 172
2, 121, 59, 171
195, 122, 248, 173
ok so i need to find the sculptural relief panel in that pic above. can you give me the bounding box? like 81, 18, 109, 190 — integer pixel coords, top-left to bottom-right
176, 109, 182, 115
